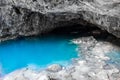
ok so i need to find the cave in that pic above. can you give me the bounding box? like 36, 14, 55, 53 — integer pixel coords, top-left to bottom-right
48, 22, 115, 40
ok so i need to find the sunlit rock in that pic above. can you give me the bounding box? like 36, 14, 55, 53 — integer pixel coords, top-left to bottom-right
47, 64, 62, 72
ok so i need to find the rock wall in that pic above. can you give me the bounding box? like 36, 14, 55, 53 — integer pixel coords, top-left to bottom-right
0, 0, 120, 41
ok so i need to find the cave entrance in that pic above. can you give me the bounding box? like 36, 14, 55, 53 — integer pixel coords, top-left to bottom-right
49, 23, 111, 39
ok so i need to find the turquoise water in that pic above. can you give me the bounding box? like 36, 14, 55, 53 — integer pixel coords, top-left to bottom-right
0, 35, 78, 74
106, 51, 120, 66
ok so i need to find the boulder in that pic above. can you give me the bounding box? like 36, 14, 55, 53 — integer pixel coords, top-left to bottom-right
47, 64, 62, 72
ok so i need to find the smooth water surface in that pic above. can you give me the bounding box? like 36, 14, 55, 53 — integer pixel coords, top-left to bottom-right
0, 35, 78, 74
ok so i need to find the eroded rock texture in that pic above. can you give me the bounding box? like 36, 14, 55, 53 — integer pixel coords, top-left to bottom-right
0, 0, 120, 41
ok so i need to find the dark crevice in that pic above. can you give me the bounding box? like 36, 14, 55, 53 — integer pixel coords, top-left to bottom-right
13, 6, 21, 14
33, 0, 37, 2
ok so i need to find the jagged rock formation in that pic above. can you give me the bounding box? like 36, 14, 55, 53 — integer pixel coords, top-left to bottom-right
0, 0, 120, 41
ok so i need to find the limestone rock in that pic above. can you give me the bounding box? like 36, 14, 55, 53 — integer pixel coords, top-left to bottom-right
47, 64, 62, 72
0, 0, 120, 41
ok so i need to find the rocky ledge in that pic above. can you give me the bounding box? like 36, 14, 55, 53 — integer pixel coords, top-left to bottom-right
0, 0, 120, 41
1, 36, 120, 80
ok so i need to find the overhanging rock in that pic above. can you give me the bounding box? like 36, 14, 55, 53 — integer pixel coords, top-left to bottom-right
0, 0, 120, 40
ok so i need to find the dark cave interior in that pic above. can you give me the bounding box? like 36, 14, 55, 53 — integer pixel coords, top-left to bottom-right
49, 23, 115, 40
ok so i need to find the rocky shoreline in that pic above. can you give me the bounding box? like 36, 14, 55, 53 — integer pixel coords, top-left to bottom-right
1, 36, 120, 80
1, 0, 120, 79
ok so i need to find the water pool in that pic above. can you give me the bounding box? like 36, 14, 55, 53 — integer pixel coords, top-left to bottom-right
106, 51, 120, 66
0, 35, 78, 74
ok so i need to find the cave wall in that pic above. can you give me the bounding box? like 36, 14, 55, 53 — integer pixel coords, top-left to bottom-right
0, 0, 120, 41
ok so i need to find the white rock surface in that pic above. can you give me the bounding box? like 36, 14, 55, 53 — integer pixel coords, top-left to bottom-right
47, 64, 62, 72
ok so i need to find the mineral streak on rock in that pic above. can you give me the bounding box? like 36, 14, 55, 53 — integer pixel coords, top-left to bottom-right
0, 0, 120, 41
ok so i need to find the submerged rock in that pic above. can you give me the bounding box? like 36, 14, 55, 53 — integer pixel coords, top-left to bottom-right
0, 0, 120, 41
2, 36, 120, 80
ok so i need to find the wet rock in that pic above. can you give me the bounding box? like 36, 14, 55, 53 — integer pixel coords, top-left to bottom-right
3, 36, 120, 80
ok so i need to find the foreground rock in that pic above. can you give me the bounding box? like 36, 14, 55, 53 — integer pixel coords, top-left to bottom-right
2, 36, 120, 80
0, 0, 120, 41
47, 64, 62, 72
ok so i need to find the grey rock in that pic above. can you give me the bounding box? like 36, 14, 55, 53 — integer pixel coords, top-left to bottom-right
0, 0, 120, 41
47, 64, 62, 72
